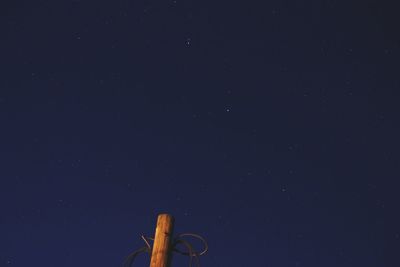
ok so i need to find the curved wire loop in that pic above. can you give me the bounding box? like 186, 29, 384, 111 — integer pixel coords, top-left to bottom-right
123, 233, 207, 267
172, 233, 208, 267
173, 238, 200, 267
123, 246, 148, 267
123, 235, 153, 267
173, 233, 208, 256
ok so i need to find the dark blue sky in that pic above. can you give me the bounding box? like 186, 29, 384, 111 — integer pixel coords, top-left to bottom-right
1, 0, 400, 266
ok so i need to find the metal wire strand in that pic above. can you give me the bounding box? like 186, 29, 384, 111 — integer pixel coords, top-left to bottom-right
141, 235, 153, 252
123, 233, 207, 267
173, 233, 208, 256
123, 235, 153, 267
172, 233, 207, 267
173, 239, 199, 267
123, 246, 149, 267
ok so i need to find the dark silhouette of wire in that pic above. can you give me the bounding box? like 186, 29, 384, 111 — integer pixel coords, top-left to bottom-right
174, 233, 208, 256
123, 246, 149, 267
123, 235, 153, 267
123, 233, 208, 267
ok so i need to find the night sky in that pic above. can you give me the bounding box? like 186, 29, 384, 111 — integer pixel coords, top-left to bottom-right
1, 0, 400, 266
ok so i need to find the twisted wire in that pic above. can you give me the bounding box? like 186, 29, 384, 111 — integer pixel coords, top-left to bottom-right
123, 233, 207, 267
174, 233, 208, 256
172, 233, 208, 267
123, 246, 148, 267
123, 235, 153, 267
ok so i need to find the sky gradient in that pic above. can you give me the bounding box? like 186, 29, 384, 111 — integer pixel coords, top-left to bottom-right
1, 0, 400, 266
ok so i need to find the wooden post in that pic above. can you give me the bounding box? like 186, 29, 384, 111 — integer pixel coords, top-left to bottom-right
149, 214, 175, 267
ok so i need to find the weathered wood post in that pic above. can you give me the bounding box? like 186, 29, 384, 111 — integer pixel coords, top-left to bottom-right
149, 214, 175, 267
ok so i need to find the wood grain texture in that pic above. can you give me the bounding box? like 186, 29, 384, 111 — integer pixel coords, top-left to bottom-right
149, 214, 175, 267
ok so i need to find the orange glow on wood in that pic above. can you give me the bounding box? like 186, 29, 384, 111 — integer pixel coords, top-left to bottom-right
149, 214, 175, 267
